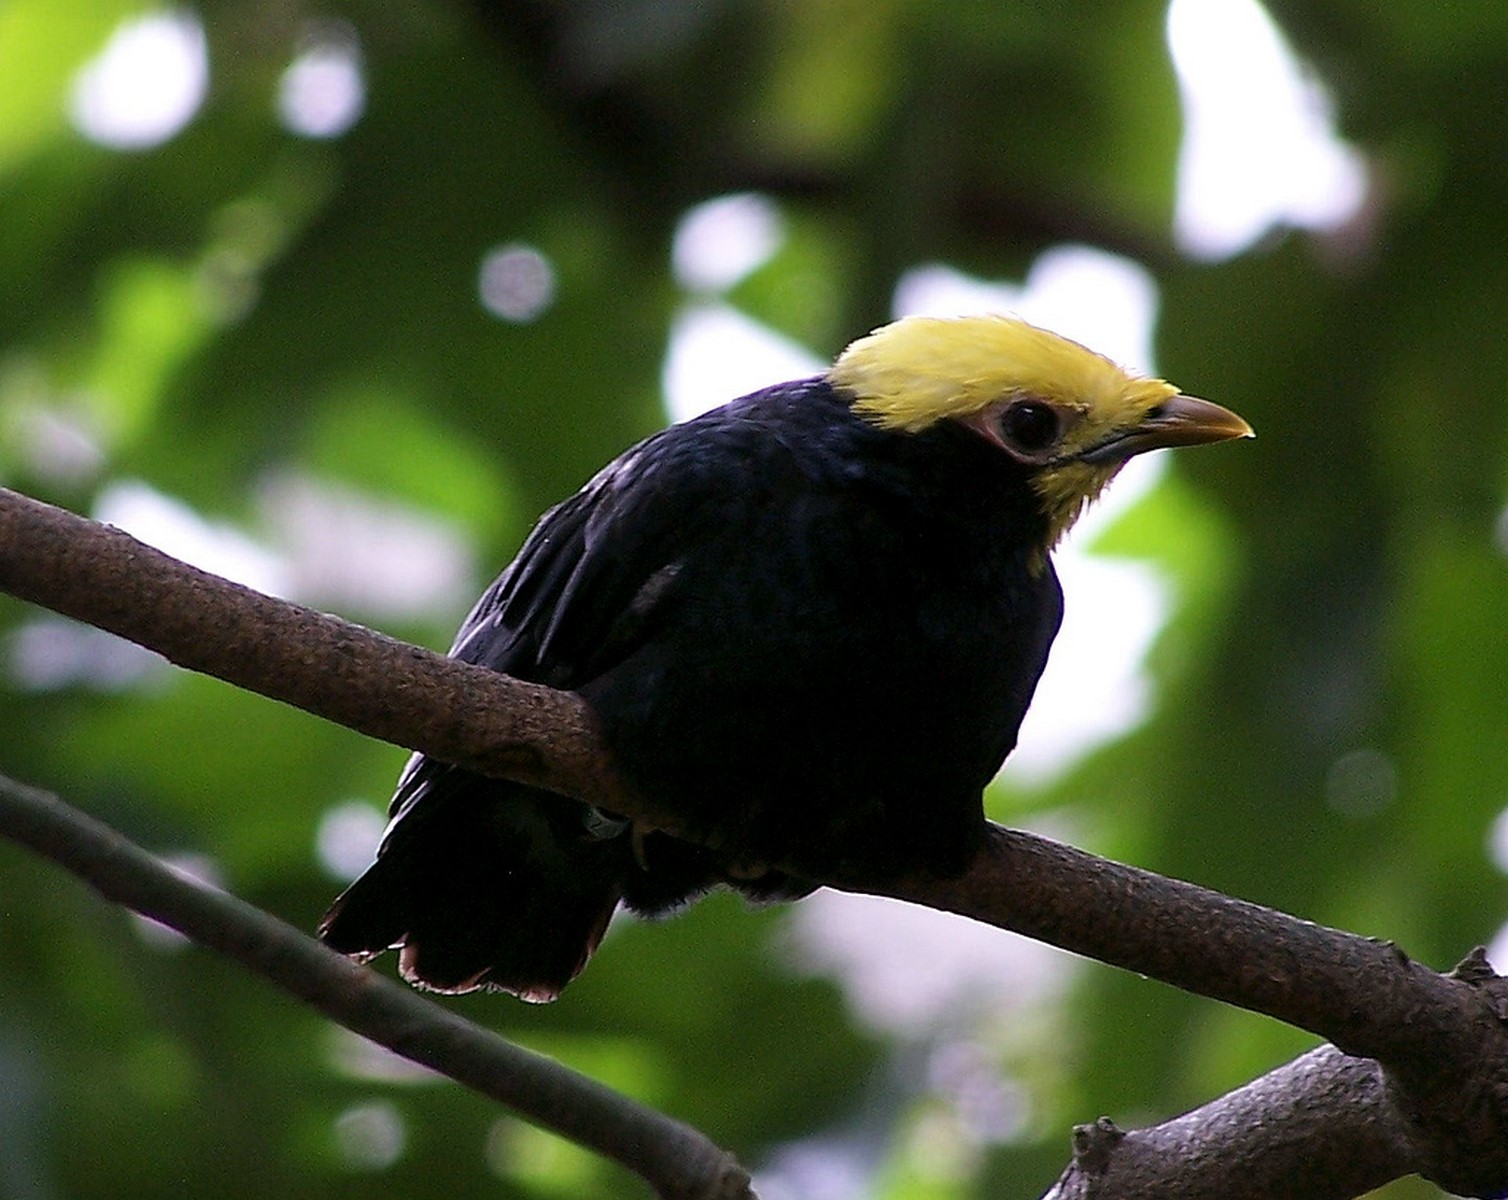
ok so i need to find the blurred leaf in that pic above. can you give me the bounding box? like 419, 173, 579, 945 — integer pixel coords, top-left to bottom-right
87, 255, 212, 440
0, 0, 136, 171
301, 383, 520, 538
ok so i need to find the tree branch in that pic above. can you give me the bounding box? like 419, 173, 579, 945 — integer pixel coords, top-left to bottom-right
0, 488, 626, 815
889, 828, 1487, 1086
1043, 1046, 1409, 1200
2, 484, 1506, 1198
0, 772, 751, 1200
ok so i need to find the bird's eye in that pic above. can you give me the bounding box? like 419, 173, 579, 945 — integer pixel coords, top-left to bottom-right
999, 401, 1061, 452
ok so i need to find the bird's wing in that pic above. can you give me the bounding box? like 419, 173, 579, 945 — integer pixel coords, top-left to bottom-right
382, 414, 738, 826
452, 442, 706, 685
323, 408, 768, 992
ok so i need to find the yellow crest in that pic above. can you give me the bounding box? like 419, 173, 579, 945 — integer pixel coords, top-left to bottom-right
827, 315, 1244, 560
830, 314, 1177, 433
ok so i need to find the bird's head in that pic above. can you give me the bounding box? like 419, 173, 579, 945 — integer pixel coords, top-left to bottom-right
828, 314, 1252, 555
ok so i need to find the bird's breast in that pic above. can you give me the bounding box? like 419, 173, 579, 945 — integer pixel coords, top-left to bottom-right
583, 471, 1061, 879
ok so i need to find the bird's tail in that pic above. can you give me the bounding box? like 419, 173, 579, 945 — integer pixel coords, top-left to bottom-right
319, 776, 631, 1001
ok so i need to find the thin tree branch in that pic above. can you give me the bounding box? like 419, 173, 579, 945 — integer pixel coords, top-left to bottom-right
0, 772, 752, 1200
2, 485, 1507, 1197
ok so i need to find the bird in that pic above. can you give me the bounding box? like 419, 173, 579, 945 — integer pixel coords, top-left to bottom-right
319, 314, 1252, 1000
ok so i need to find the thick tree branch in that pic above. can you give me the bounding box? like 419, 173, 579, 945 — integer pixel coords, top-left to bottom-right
2, 485, 1507, 1198
892, 829, 1486, 1085
0, 773, 751, 1200
0, 487, 629, 814
1040, 956, 1508, 1200
1044, 1046, 1408, 1200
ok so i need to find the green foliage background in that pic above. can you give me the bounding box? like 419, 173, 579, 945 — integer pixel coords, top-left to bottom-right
2, 2, 1506, 1197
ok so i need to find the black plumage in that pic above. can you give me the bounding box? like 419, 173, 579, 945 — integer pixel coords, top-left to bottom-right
318, 313, 1251, 999
319, 378, 1062, 998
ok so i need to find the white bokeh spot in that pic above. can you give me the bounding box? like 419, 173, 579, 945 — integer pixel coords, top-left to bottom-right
786, 890, 1071, 1034
1168, 0, 1368, 259
95, 479, 290, 596
892, 245, 1161, 375
478, 243, 557, 323
672, 193, 784, 293
662, 304, 823, 422
278, 22, 365, 139
316, 801, 387, 882
70, 10, 209, 150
